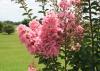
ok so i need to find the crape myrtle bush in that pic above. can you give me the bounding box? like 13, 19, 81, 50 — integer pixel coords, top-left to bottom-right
12, 0, 100, 71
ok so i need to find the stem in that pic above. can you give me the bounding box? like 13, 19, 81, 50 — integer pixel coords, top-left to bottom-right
63, 15, 67, 71
64, 29, 67, 71
52, 0, 59, 12
88, 0, 95, 71
20, 1, 32, 20
63, 9, 68, 71
42, 0, 46, 16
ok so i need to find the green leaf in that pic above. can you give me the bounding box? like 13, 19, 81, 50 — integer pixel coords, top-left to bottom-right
35, 0, 47, 2
83, 7, 89, 13
20, 6, 24, 8
33, 16, 37, 19
92, 18, 98, 22
82, 2, 88, 6
83, 16, 89, 20
38, 11, 44, 13
91, 1, 98, 6
91, 12, 97, 15
45, 9, 49, 11
29, 13, 33, 16
22, 13, 28, 15
91, 6, 97, 10
28, 9, 32, 13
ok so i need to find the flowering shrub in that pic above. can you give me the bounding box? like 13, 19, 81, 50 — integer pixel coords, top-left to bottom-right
17, 0, 84, 70
17, 12, 63, 58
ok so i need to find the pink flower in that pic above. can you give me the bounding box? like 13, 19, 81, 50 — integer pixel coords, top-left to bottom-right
75, 25, 84, 33
68, 12, 75, 20
74, 25, 84, 38
17, 4, 84, 58
28, 65, 37, 71
72, 0, 81, 4
17, 24, 29, 43
17, 11, 63, 58
58, 12, 65, 19
17, 24, 38, 54
59, 0, 71, 10
29, 20, 41, 31
29, 20, 42, 37
39, 12, 62, 58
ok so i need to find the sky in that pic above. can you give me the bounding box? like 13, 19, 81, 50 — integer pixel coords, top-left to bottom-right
0, 0, 42, 22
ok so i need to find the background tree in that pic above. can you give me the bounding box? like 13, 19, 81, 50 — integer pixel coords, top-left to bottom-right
0, 22, 3, 33
3, 24, 15, 35
80, 0, 100, 71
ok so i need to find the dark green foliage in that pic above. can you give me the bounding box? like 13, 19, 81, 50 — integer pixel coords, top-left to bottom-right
0, 22, 3, 33
3, 21, 15, 25
21, 18, 30, 26
80, 0, 100, 71
37, 56, 62, 71
3, 24, 15, 34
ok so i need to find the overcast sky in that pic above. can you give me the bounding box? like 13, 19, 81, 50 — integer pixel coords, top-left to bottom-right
0, 0, 43, 22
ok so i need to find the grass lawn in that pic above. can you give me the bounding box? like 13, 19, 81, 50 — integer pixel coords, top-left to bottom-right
0, 32, 70, 71
0, 32, 32, 71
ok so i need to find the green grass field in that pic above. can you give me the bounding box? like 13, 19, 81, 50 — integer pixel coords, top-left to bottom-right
0, 32, 32, 71
0, 32, 70, 71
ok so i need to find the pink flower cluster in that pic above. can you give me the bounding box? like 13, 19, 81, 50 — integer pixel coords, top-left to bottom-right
58, 11, 84, 38
58, 0, 83, 51
17, 24, 37, 54
74, 25, 84, 39
17, 12, 63, 58
59, 0, 80, 10
17, 0, 84, 58
39, 12, 63, 57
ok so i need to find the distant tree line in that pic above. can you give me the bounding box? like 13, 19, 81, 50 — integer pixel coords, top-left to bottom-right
0, 21, 15, 34
0, 18, 32, 34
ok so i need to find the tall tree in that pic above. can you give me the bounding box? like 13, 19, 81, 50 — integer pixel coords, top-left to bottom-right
82, 0, 100, 71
